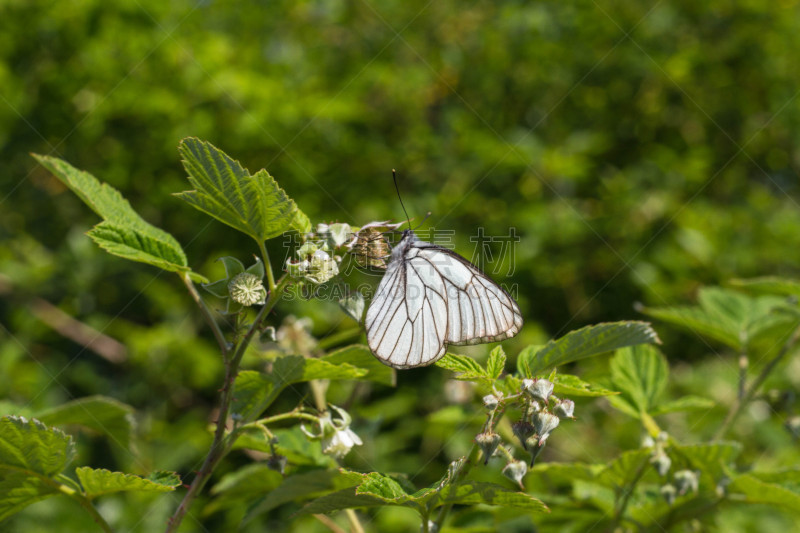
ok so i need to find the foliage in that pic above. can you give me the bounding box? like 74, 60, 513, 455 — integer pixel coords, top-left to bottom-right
3, 2, 800, 531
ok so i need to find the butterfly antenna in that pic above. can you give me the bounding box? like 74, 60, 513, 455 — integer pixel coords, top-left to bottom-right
412, 211, 432, 231
393, 169, 412, 229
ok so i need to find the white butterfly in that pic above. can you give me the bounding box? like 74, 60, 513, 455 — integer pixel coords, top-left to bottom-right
365, 229, 523, 368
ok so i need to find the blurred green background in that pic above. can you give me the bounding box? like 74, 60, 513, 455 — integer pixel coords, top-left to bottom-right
2, 0, 800, 531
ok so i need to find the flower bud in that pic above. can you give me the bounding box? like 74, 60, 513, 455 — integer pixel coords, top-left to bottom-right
525, 435, 546, 467
512, 421, 535, 449
502, 460, 528, 489
660, 483, 677, 505
267, 453, 288, 474
228, 272, 267, 306
641, 435, 655, 448
715, 476, 731, 498
553, 398, 575, 419
650, 450, 671, 477
523, 378, 554, 403
532, 412, 560, 444
482, 394, 499, 411
674, 470, 698, 495
475, 432, 502, 464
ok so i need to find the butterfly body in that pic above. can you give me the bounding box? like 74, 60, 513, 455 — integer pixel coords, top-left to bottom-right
365, 229, 523, 368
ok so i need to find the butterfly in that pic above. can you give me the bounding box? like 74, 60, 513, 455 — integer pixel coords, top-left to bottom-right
365, 227, 523, 368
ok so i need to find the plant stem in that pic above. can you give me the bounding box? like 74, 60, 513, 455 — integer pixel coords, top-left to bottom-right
609, 455, 649, 531
737, 347, 748, 401
258, 240, 277, 293
182, 273, 229, 356
165, 275, 289, 533
714, 323, 800, 440
76, 496, 114, 533
345, 509, 365, 533
432, 445, 479, 531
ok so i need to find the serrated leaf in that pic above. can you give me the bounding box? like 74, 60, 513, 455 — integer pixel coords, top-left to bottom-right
609, 345, 667, 416
671, 441, 742, 480
639, 286, 793, 351
247, 470, 351, 522
35, 395, 135, 451
486, 346, 507, 380
206, 464, 283, 516
528, 462, 603, 487
0, 416, 75, 521
649, 395, 714, 415
730, 276, 800, 297
748, 468, 800, 492
437, 481, 548, 512
729, 474, 800, 512
520, 322, 661, 376
87, 222, 190, 275
551, 374, 619, 397
33, 155, 204, 281
595, 449, 651, 489
75, 467, 179, 499
176, 138, 310, 242
234, 425, 330, 467
435, 353, 489, 383
321, 345, 396, 386
233, 356, 368, 422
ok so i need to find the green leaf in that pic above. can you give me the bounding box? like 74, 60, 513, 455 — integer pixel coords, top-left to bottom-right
321, 345, 396, 387
486, 346, 507, 380
234, 425, 330, 467
596, 449, 651, 489
639, 286, 792, 351
671, 441, 742, 480
435, 353, 489, 383
730, 277, 800, 298
247, 470, 351, 522
609, 345, 668, 416
35, 395, 135, 451
437, 481, 548, 512
232, 356, 368, 422
32, 154, 203, 282
649, 395, 714, 415
520, 322, 661, 376
0, 416, 75, 521
176, 138, 310, 242
551, 374, 619, 397
729, 474, 800, 512
75, 467, 180, 499
207, 464, 283, 515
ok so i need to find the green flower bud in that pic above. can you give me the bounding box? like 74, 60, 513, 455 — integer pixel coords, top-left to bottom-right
228, 272, 266, 306
523, 378, 554, 403
532, 412, 560, 443
660, 483, 677, 505
512, 421, 535, 450
524, 435, 546, 467
674, 469, 698, 495
650, 450, 671, 477
483, 394, 499, 410
553, 398, 575, 419
502, 460, 528, 489
475, 432, 502, 464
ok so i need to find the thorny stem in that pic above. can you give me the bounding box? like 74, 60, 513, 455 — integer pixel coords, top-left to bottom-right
714, 323, 800, 440
166, 274, 289, 533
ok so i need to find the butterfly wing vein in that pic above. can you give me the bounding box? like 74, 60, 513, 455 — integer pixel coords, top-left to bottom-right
366, 241, 522, 368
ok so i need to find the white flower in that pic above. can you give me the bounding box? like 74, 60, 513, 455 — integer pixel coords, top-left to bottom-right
301, 405, 363, 460
523, 378, 554, 403
322, 426, 363, 459
227, 272, 266, 306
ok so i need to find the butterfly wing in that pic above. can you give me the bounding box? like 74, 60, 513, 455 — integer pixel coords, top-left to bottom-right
366, 236, 522, 369
411, 242, 523, 346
